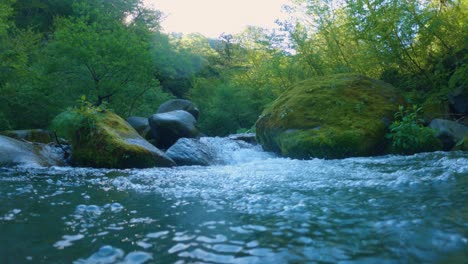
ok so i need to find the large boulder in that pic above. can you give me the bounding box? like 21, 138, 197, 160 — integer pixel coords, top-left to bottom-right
429, 119, 468, 150
148, 110, 199, 149
166, 138, 213, 166
51, 109, 175, 169
0, 135, 66, 167
0, 129, 54, 144
256, 74, 401, 159
157, 99, 200, 120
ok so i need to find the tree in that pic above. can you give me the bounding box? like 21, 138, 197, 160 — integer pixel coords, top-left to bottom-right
44, 14, 157, 116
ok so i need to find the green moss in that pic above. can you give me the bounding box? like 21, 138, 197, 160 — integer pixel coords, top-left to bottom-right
256, 74, 400, 159
51, 108, 173, 168
277, 128, 379, 159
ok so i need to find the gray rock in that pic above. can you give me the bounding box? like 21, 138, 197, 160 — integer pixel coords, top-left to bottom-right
157, 99, 200, 120
0, 135, 67, 167
228, 133, 257, 144
126, 116, 151, 139
166, 138, 213, 166
126, 116, 149, 131
149, 110, 200, 149
429, 119, 468, 150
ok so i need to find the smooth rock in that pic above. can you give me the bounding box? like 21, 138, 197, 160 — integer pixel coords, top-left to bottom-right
166, 138, 213, 166
157, 99, 200, 120
429, 119, 468, 150
0, 135, 67, 167
149, 110, 199, 149
126, 116, 151, 139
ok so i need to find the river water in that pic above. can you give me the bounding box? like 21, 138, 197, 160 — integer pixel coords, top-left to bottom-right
0, 137, 467, 263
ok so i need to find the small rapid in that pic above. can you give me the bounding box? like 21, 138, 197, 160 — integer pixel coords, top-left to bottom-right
0, 137, 467, 263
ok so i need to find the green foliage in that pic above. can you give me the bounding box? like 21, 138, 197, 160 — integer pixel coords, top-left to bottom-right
386, 105, 442, 155
0, 111, 12, 131
0, 0, 466, 145
44, 15, 156, 114
191, 80, 260, 136
50, 96, 103, 139
0, 0, 15, 36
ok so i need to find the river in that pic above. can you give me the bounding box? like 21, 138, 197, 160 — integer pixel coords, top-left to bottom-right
0, 137, 467, 263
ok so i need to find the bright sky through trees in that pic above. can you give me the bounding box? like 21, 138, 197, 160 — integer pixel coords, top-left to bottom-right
144, 0, 289, 38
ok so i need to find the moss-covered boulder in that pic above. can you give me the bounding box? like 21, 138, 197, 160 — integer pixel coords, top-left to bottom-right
256, 74, 401, 159
51, 108, 175, 168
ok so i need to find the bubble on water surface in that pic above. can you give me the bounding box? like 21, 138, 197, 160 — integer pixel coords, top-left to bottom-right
0, 208, 22, 221
74, 245, 124, 264
74, 246, 152, 264
146, 231, 169, 239
53, 234, 85, 249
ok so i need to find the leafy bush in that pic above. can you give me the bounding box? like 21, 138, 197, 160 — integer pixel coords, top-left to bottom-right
386, 105, 442, 155
50, 96, 105, 139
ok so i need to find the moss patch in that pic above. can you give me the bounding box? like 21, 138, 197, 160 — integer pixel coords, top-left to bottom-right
51, 108, 174, 168
256, 74, 401, 159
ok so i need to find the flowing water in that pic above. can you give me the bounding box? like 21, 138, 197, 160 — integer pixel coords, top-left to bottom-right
0, 137, 467, 263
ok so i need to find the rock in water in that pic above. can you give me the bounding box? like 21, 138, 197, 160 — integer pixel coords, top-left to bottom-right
256, 74, 401, 159
166, 138, 213, 166
149, 110, 199, 149
429, 119, 468, 150
51, 109, 175, 168
228, 133, 257, 144
0, 135, 66, 167
157, 99, 200, 120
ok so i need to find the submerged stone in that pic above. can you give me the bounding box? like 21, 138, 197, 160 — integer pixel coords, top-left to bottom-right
256, 74, 401, 159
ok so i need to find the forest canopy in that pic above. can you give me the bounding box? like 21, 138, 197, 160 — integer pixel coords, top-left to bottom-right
0, 0, 466, 135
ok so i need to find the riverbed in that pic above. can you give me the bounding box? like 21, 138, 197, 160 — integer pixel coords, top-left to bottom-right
0, 138, 467, 263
